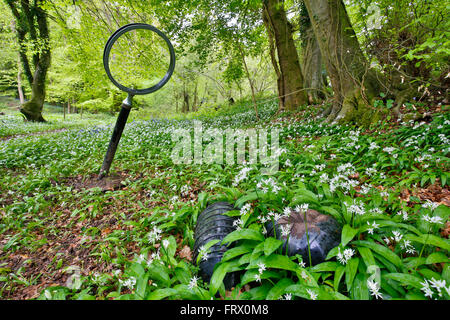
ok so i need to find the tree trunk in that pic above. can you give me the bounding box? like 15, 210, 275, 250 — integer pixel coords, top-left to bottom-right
300, 2, 326, 104
182, 89, 190, 113
263, 0, 308, 111
20, 45, 50, 122
303, 0, 383, 125
17, 56, 25, 104
302, 28, 326, 104
237, 42, 259, 119
6, 0, 51, 122
192, 81, 198, 112
263, 8, 284, 111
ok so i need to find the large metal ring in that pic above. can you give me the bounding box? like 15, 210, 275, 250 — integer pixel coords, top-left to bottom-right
103, 23, 176, 96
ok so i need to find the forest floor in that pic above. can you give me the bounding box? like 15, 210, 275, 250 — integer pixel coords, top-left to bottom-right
0, 99, 449, 300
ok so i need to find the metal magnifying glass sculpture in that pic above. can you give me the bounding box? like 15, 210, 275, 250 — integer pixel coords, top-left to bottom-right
98, 23, 176, 179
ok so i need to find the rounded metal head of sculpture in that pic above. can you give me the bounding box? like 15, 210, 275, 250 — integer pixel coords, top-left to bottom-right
99, 23, 176, 179
103, 23, 176, 97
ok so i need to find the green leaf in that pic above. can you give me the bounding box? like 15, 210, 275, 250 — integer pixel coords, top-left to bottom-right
435, 205, 450, 221
353, 240, 403, 269
146, 288, 178, 300
235, 192, 258, 208
358, 247, 376, 268
325, 246, 339, 260
165, 235, 177, 258
420, 175, 429, 187
246, 282, 272, 300
147, 263, 170, 286
441, 174, 447, 187
265, 278, 294, 300
263, 237, 283, 256
319, 206, 342, 222
334, 265, 346, 290
285, 284, 318, 300
174, 267, 191, 285
221, 243, 254, 262
222, 228, 264, 245
310, 261, 339, 272
263, 254, 300, 272
383, 273, 424, 290
403, 257, 427, 270
341, 224, 359, 247
209, 260, 240, 296
241, 269, 282, 286
405, 234, 450, 251
425, 252, 449, 265
369, 220, 421, 236
345, 257, 359, 291
196, 239, 221, 264
135, 274, 149, 299
351, 273, 369, 300
129, 263, 145, 278
291, 192, 319, 206
176, 284, 206, 300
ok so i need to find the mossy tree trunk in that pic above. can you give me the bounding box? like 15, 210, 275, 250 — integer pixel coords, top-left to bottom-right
263, 0, 308, 111
303, 0, 384, 125
299, 2, 327, 104
5, 0, 51, 122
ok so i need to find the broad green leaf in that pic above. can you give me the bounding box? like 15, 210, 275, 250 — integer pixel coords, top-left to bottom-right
240, 269, 282, 286
209, 260, 240, 295
174, 267, 191, 285
367, 220, 421, 236
310, 261, 339, 272
442, 264, 450, 284
358, 247, 376, 268
196, 239, 221, 264
426, 252, 449, 265
435, 204, 450, 221
222, 228, 264, 245
265, 278, 294, 300
383, 273, 424, 290
263, 237, 283, 256
285, 284, 319, 300
173, 284, 203, 300
325, 246, 339, 260
334, 265, 346, 290
341, 224, 359, 247
129, 263, 145, 278
251, 254, 299, 272
221, 243, 254, 262
405, 234, 450, 251
403, 257, 427, 269
146, 288, 177, 300
345, 257, 359, 291
291, 194, 319, 206
319, 206, 342, 222
235, 192, 258, 208
351, 273, 369, 300
135, 274, 149, 299
353, 240, 403, 269
246, 282, 272, 300
165, 235, 177, 258
147, 263, 170, 286
405, 292, 427, 300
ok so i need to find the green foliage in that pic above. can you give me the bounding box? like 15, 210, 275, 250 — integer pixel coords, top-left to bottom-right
0, 100, 448, 300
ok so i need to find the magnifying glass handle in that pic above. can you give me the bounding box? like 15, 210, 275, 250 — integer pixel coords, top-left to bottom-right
98, 96, 133, 180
